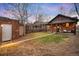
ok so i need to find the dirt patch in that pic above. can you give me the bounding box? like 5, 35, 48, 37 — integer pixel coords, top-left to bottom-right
0, 33, 79, 56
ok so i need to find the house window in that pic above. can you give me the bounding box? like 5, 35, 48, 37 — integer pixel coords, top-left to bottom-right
66, 23, 69, 27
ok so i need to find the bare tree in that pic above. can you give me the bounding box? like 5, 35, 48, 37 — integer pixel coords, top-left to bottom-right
35, 4, 41, 22
34, 4, 47, 23
5, 3, 32, 35
59, 5, 73, 16
69, 3, 79, 17
74, 3, 79, 17
58, 6, 66, 15
37, 14, 45, 22
5, 3, 31, 24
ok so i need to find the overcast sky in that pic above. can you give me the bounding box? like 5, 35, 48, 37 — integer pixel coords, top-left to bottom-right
0, 3, 78, 23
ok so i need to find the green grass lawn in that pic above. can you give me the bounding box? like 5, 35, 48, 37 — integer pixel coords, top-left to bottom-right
36, 34, 68, 44
26, 32, 51, 37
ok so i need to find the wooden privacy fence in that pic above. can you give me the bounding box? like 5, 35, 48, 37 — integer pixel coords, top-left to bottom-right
25, 23, 48, 33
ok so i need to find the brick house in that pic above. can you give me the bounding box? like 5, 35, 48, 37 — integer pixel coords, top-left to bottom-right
48, 14, 78, 34
0, 17, 24, 42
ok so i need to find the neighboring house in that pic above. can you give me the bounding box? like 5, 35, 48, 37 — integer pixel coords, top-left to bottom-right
48, 14, 78, 34
26, 21, 48, 33
0, 17, 24, 42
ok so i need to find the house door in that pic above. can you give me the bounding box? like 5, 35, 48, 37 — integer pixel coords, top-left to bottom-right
1, 24, 12, 41
56, 25, 60, 32
56, 24, 62, 32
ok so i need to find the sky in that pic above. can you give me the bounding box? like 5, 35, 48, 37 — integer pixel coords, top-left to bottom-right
0, 3, 78, 23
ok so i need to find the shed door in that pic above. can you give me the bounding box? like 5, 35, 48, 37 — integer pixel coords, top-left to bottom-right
1, 24, 12, 41
19, 26, 24, 36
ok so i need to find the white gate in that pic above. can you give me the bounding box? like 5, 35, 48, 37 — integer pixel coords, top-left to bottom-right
1, 24, 12, 41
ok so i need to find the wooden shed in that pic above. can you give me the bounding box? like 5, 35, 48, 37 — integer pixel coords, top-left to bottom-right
48, 14, 78, 34
0, 17, 24, 42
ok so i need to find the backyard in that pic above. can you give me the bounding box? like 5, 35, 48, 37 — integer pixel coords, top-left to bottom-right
0, 32, 79, 56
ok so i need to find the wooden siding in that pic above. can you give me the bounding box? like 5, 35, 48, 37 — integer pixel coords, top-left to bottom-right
49, 22, 76, 33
